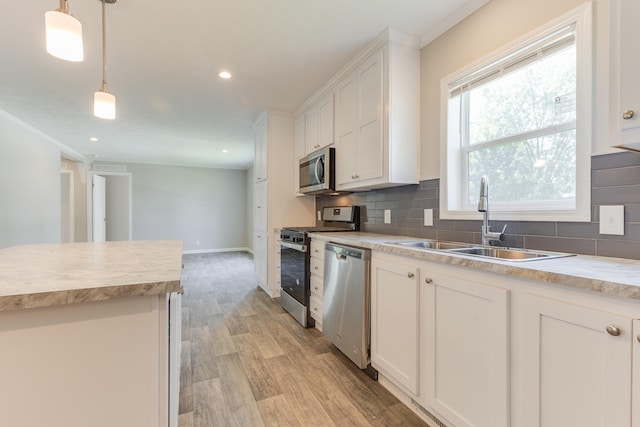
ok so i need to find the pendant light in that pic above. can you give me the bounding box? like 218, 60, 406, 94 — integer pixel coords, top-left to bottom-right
94, 0, 116, 120
45, 0, 84, 62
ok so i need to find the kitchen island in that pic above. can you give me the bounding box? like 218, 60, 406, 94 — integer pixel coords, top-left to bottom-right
0, 240, 183, 427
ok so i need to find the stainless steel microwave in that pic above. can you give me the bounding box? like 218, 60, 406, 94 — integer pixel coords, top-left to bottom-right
299, 146, 335, 195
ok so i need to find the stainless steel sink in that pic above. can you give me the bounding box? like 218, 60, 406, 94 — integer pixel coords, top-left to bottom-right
387, 240, 474, 250
448, 246, 573, 261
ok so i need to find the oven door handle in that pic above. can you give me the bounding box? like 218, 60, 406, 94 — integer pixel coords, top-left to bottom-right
280, 241, 308, 252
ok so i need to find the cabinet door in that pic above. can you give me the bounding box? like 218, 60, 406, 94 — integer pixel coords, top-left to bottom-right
318, 93, 335, 149
523, 294, 632, 427
254, 118, 268, 182
619, 0, 640, 146
371, 256, 420, 395
254, 180, 267, 233
254, 232, 268, 293
294, 114, 305, 160
356, 49, 384, 183
424, 271, 509, 427
334, 72, 358, 186
305, 106, 319, 154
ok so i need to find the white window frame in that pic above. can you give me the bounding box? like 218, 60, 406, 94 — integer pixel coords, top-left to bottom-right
440, 2, 593, 222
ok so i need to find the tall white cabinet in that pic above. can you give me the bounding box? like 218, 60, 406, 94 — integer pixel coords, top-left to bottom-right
252, 111, 314, 297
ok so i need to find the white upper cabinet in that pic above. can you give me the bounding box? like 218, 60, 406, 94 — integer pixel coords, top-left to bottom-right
254, 115, 268, 182
616, 0, 640, 151
335, 49, 385, 187
295, 28, 420, 191
335, 35, 420, 191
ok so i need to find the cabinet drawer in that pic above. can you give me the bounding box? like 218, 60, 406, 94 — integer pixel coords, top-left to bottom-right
310, 275, 323, 298
310, 256, 324, 278
310, 295, 323, 322
310, 240, 325, 260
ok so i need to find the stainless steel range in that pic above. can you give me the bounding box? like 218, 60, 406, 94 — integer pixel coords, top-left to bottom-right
279, 206, 360, 327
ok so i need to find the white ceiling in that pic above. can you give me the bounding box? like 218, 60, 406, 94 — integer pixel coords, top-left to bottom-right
1, 0, 488, 169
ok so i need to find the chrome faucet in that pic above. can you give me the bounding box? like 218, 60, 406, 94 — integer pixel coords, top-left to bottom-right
478, 175, 507, 246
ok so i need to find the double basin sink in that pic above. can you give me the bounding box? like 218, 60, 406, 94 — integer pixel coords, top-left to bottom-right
387, 240, 573, 262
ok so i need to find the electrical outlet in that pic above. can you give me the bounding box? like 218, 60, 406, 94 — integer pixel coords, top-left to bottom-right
424, 209, 433, 226
599, 205, 624, 235
384, 209, 391, 224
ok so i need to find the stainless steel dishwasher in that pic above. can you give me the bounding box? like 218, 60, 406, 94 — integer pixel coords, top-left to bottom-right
323, 242, 376, 378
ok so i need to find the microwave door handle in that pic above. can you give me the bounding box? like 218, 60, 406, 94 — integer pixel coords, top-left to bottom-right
314, 157, 323, 184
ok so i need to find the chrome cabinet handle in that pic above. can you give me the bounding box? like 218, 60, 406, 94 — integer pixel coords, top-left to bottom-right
425, 277, 433, 284
623, 110, 635, 120
606, 324, 621, 337
407, 272, 414, 278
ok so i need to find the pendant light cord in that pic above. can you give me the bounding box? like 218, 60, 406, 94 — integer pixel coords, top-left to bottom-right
101, 0, 108, 92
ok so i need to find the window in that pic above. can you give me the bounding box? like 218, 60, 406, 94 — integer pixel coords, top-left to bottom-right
441, 4, 592, 222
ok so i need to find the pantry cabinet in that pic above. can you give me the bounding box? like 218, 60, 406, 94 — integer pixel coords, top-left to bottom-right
522, 293, 633, 427
423, 266, 509, 427
615, 0, 640, 151
371, 254, 421, 396
252, 111, 314, 297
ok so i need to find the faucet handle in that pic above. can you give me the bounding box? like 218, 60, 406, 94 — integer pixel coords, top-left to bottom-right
501, 224, 508, 234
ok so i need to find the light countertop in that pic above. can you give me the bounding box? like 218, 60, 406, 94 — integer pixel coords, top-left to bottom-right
309, 232, 640, 301
0, 240, 183, 311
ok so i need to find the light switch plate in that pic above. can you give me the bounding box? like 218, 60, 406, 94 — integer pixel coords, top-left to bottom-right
424, 209, 433, 226
599, 205, 624, 235
384, 209, 391, 224
317, 210, 322, 221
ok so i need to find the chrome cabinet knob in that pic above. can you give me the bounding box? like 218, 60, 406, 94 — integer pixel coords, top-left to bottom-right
623, 110, 635, 120
637, 334, 640, 343
606, 324, 621, 337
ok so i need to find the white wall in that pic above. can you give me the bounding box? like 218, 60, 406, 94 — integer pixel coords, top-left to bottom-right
105, 174, 131, 241
420, 0, 613, 180
0, 111, 61, 248
124, 163, 248, 252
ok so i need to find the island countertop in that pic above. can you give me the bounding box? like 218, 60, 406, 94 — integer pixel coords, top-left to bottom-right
0, 240, 183, 311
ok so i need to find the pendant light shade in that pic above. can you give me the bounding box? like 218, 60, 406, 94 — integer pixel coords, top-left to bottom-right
94, 90, 116, 119
45, 2, 84, 62
94, 0, 116, 120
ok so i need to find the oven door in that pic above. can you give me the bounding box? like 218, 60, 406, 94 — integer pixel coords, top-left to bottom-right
279, 241, 309, 304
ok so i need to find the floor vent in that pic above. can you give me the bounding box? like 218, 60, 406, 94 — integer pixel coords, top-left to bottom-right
93, 163, 127, 173
411, 399, 448, 427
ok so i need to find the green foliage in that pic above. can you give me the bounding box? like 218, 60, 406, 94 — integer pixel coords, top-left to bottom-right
460, 46, 577, 204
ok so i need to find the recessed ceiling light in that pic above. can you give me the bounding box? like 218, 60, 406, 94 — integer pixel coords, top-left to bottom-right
89, 137, 99, 142
219, 71, 232, 79
222, 149, 229, 153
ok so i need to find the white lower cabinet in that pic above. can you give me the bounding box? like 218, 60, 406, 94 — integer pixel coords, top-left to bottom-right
309, 239, 325, 331
423, 266, 509, 427
522, 293, 634, 427
371, 254, 420, 396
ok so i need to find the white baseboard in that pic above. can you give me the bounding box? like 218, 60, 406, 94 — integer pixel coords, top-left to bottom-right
183, 247, 252, 255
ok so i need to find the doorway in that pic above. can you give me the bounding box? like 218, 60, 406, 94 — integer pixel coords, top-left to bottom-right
87, 171, 132, 242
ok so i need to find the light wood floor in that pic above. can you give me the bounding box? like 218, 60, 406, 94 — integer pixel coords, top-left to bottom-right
178, 252, 429, 427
